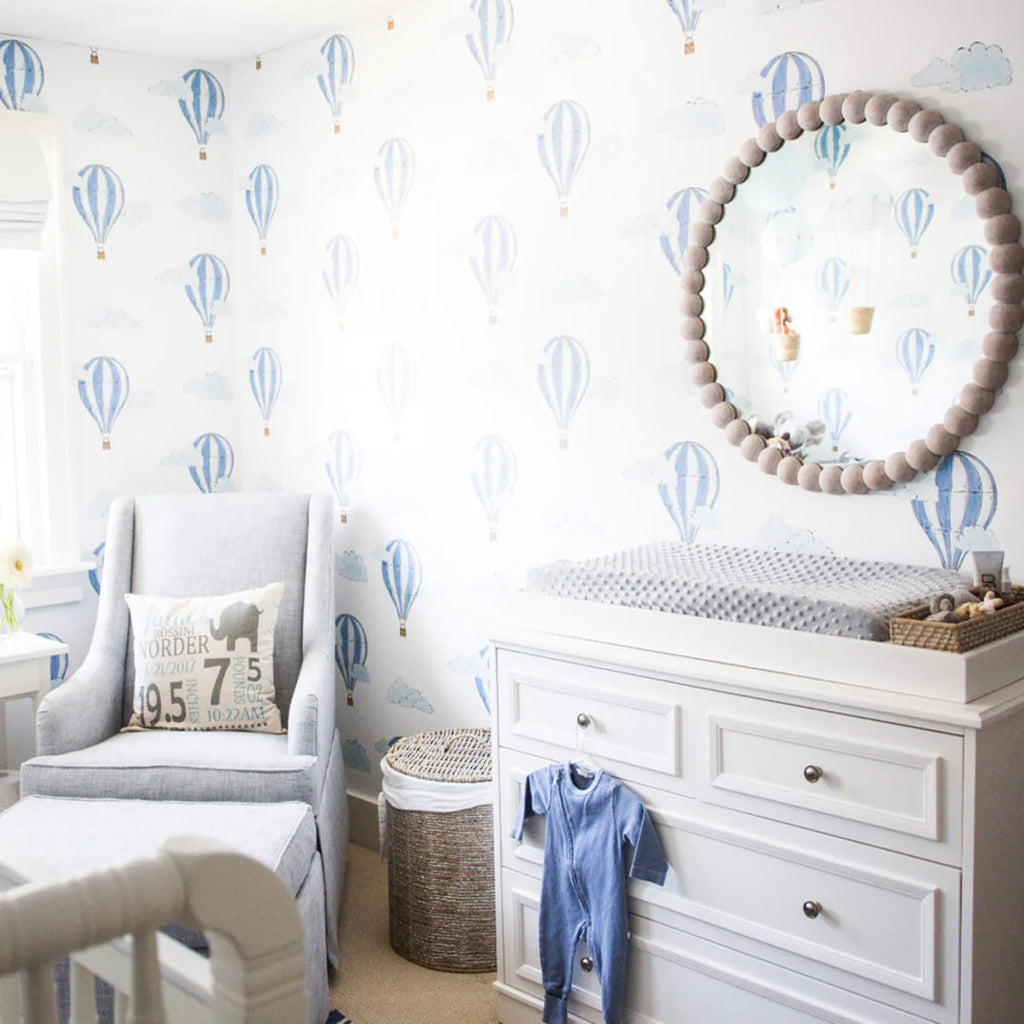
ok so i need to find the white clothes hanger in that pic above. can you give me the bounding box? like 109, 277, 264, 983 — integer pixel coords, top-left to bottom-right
572, 710, 602, 776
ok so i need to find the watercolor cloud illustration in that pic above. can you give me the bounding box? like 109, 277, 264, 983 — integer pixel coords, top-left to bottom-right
912, 42, 1012, 92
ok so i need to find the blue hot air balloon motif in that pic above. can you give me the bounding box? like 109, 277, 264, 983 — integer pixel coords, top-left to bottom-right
249, 347, 282, 436
751, 51, 825, 127
951, 244, 992, 317
664, 0, 700, 54
538, 100, 590, 218
819, 388, 851, 453
817, 257, 850, 321
179, 68, 224, 161
335, 613, 369, 706
659, 441, 720, 544
895, 328, 934, 396
381, 539, 422, 637
0, 39, 44, 110
323, 235, 359, 330
474, 643, 492, 714
813, 124, 850, 189
722, 263, 735, 310
769, 346, 800, 392
88, 541, 105, 595
471, 215, 516, 325
72, 164, 124, 260
538, 335, 589, 449
660, 187, 709, 276
245, 164, 278, 255
36, 632, 68, 684
189, 433, 234, 494
466, 0, 513, 100
377, 344, 416, 441
78, 356, 129, 451
374, 138, 414, 239
325, 429, 360, 523
893, 188, 935, 259
185, 253, 230, 343
912, 452, 997, 570
471, 435, 517, 541
317, 34, 355, 134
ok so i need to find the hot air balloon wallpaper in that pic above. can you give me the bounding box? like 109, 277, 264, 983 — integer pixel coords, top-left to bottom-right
893, 188, 935, 259
0, 39, 44, 110
751, 51, 825, 127
664, 0, 701, 54
381, 539, 422, 637
817, 256, 850, 321
466, 0, 513, 100
374, 137, 414, 239
317, 34, 354, 134
474, 643, 492, 714
814, 124, 850, 189
335, 613, 369, 706
895, 328, 934, 396
722, 263, 735, 310
471, 435, 517, 541
819, 388, 851, 453
323, 234, 359, 330
659, 441, 720, 544
78, 356, 129, 451
470, 215, 516, 325
189, 432, 234, 494
325, 429, 360, 523
245, 164, 278, 256
377, 343, 415, 441
88, 541, 105, 595
912, 451, 997, 570
660, 187, 709, 275
951, 244, 992, 317
179, 68, 224, 161
538, 335, 589, 449
769, 345, 800, 392
248, 347, 282, 436
185, 252, 230, 343
72, 164, 124, 260
538, 99, 590, 218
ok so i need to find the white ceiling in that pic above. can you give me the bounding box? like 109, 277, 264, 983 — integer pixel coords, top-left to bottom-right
0, 0, 414, 63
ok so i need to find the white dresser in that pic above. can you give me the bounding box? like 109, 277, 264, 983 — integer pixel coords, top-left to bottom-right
490, 597, 1024, 1024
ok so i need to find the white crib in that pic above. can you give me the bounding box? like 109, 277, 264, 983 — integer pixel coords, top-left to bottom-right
0, 838, 307, 1024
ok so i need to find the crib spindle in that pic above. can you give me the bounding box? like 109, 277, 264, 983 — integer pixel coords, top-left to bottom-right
70, 961, 99, 1024
127, 931, 167, 1024
23, 963, 58, 1024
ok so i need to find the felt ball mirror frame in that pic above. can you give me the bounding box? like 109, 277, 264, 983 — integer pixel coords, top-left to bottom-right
680, 91, 1024, 495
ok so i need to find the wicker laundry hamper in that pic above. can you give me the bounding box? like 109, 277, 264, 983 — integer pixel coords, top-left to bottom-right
384, 727, 496, 973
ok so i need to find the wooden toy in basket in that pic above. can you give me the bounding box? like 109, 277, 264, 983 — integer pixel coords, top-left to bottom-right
890, 586, 1024, 653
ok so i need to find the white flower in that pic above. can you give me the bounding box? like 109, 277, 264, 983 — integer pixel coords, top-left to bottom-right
0, 541, 32, 588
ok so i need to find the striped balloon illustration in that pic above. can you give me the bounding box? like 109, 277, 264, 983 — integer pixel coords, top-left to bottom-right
466, 0, 513, 100
179, 68, 224, 160
951, 245, 992, 316
323, 235, 359, 329
471, 435, 517, 541
912, 452, 997, 570
335, 613, 368, 706
377, 344, 416, 441
664, 0, 700, 54
36, 632, 68, 683
893, 188, 934, 259
751, 51, 825, 127
72, 164, 124, 260
470, 215, 516, 325
325, 429, 360, 523
248, 347, 282, 436
769, 346, 800, 392
813, 124, 850, 188
78, 356, 129, 451
895, 328, 934, 395
245, 164, 278, 255
817, 257, 850, 321
0, 39, 44, 110
88, 541, 105, 595
538, 335, 589, 449
660, 187, 709, 275
317, 34, 355, 134
538, 99, 590, 218
381, 539, 422, 637
819, 388, 851, 452
474, 643, 492, 714
374, 137, 414, 239
659, 441, 719, 544
185, 253, 230, 343
722, 263, 735, 310
189, 432, 234, 494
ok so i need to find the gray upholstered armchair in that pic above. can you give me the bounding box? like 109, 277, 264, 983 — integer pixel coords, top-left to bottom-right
20, 493, 348, 967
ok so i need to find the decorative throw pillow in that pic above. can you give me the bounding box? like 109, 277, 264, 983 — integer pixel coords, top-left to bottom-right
124, 582, 285, 733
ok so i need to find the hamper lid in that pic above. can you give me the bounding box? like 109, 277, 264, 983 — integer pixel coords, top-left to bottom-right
385, 727, 491, 784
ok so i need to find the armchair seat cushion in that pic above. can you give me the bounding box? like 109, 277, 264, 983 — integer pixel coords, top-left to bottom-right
20, 731, 320, 810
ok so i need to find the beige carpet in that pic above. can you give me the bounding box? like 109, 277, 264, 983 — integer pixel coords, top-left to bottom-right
330, 843, 500, 1024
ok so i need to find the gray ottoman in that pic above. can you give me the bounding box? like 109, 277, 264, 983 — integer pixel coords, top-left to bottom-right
0, 796, 328, 1024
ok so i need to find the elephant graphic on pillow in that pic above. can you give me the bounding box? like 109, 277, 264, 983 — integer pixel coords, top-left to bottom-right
209, 601, 262, 652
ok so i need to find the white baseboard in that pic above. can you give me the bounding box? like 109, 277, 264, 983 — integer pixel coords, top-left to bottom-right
346, 790, 380, 853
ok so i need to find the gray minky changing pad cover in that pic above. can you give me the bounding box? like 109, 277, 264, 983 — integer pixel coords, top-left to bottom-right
525, 542, 966, 642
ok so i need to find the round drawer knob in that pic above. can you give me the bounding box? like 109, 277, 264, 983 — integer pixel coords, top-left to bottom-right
803, 764, 822, 784
580, 956, 594, 973
803, 900, 822, 920
577, 713, 591, 729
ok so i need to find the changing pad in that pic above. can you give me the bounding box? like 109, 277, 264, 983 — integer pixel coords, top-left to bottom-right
525, 542, 967, 642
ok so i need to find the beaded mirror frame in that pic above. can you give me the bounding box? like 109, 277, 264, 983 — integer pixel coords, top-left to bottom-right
680, 91, 1024, 494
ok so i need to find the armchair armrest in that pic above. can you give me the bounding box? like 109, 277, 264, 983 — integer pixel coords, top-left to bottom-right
35, 655, 124, 757
287, 644, 335, 763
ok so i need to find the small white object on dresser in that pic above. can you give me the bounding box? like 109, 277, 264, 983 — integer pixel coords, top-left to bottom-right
490, 594, 1024, 1024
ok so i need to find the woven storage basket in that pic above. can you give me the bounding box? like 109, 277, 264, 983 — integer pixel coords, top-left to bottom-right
890, 587, 1024, 653
385, 727, 496, 973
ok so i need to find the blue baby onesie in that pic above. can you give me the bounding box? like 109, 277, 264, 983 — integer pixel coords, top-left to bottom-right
512, 762, 668, 1024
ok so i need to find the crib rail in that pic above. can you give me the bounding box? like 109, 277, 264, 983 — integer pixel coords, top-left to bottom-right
0, 837, 307, 1024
